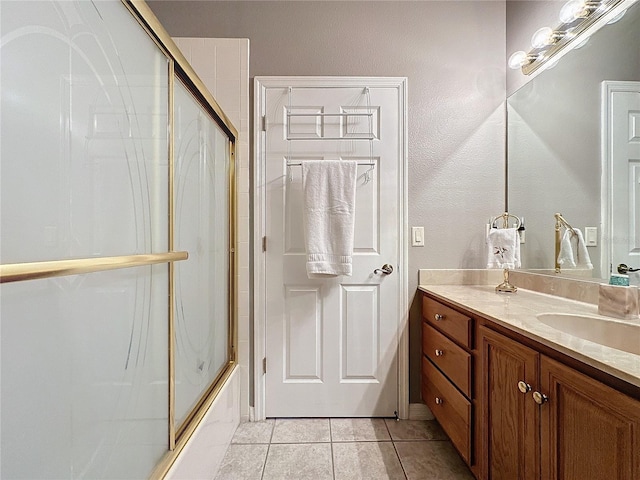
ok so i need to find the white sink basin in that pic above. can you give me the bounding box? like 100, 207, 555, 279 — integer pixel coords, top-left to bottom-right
536, 313, 640, 356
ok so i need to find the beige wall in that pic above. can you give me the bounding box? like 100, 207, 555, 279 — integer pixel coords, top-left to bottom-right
148, 0, 506, 404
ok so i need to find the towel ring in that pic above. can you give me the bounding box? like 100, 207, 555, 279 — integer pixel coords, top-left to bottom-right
490, 212, 521, 229
490, 212, 520, 294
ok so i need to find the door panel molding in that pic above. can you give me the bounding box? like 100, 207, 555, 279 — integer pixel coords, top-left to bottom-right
601, 80, 640, 275
253, 76, 408, 420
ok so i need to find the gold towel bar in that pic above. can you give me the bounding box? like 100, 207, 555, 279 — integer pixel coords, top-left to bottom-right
0, 251, 189, 284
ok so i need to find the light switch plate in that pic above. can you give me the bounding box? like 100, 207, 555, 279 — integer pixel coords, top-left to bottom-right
412, 226, 425, 247
585, 226, 598, 246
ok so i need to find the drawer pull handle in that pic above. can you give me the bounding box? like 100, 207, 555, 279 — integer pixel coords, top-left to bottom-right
435, 397, 444, 405
435, 349, 444, 357
533, 391, 549, 405
517, 381, 531, 394
434, 313, 445, 321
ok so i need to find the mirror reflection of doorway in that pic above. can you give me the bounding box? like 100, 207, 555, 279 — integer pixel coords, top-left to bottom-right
603, 81, 640, 275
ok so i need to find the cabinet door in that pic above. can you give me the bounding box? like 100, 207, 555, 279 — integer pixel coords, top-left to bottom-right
540, 356, 640, 480
478, 326, 539, 480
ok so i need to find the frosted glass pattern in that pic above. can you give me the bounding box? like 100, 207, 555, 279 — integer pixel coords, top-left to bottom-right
0, 265, 169, 479
1, 0, 169, 264
1, 1, 170, 478
174, 79, 230, 427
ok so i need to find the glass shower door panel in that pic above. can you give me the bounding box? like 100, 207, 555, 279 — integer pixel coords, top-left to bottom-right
212, 123, 232, 374
174, 80, 230, 427
0, 0, 169, 264
0, 264, 169, 479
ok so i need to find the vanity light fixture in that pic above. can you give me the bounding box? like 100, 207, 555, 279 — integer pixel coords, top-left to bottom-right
559, 0, 602, 23
508, 0, 629, 75
508, 51, 539, 70
531, 27, 570, 49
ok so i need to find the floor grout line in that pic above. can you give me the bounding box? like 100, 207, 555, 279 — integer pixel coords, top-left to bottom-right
259, 442, 269, 480
260, 419, 276, 480
391, 440, 409, 480
385, 418, 409, 480
328, 418, 336, 480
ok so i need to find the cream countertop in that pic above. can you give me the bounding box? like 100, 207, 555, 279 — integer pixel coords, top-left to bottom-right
418, 284, 640, 389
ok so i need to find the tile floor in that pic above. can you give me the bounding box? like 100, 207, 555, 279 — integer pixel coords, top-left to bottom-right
215, 418, 474, 480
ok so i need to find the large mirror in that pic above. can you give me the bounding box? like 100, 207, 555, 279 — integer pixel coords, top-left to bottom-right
507, 0, 640, 281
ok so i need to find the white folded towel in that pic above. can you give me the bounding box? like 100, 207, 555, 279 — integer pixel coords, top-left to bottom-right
557, 228, 593, 269
486, 227, 521, 269
301, 160, 357, 278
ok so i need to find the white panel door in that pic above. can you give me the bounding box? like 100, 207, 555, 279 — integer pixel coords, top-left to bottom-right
258, 78, 405, 417
607, 82, 640, 271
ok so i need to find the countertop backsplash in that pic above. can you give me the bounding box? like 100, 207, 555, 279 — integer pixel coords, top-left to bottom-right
418, 269, 600, 305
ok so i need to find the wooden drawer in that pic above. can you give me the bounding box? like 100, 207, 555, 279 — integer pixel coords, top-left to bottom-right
422, 295, 472, 348
423, 322, 471, 397
422, 356, 471, 464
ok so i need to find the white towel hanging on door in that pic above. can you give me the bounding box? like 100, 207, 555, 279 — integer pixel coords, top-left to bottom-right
301, 160, 357, 278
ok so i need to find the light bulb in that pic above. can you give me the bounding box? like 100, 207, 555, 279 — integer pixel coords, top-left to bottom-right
531, 27, 554, 48
559, 0, 584, 23
532, 27, 568, 49
508, 51, 534, 70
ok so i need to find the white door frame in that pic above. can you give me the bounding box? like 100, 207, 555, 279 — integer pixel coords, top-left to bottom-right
601, 80, 640, 276
252, 76, 408, 420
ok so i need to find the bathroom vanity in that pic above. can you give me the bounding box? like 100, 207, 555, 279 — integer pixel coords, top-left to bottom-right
419, 285, 640, 480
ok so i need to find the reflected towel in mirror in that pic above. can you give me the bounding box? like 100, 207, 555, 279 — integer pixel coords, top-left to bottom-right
486, 227, 521, 269
558, 228, 593, 269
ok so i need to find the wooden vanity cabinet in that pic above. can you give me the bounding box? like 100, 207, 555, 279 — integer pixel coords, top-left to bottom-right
421, 296, 474, 467
421, 291, 640, 480
422, 296, 472, 348
540, 356, 640, 480
478, 325, 540, 480
478, 324, 640, 480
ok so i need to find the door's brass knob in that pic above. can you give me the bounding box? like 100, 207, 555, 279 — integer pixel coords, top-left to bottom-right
435, 397, 443, 405
435, 349, 444, 357
434, 313, 445, 321
533, 391, 549, 405
517, 381, 531, 394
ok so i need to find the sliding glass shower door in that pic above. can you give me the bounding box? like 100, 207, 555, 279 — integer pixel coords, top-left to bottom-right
173, 79, 231, 432
0, 0, 237, 477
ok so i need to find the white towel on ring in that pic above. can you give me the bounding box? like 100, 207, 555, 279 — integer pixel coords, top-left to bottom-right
301, 160, 357, 278
486, 227, 521, 269
557, 228, 593, 269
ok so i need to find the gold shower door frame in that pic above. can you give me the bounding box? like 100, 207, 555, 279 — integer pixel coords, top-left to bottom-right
0, 0, 238, 477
